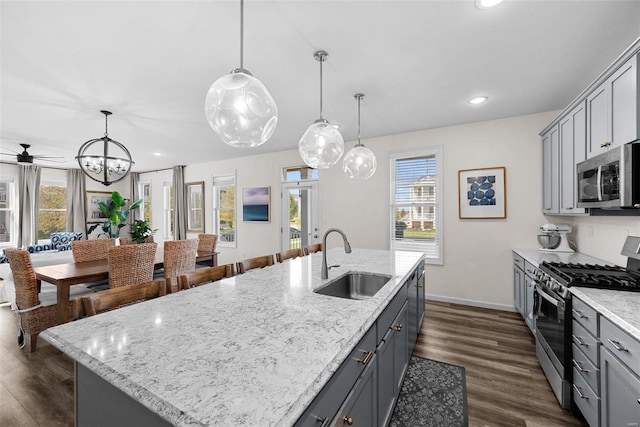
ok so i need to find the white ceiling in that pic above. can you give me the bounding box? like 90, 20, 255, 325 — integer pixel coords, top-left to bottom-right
2, 0, 640, 172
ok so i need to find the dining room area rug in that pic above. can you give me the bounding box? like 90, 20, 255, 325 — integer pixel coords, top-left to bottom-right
390, 356, 468, 427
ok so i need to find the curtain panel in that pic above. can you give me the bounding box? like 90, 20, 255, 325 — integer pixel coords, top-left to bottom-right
66, 169, 87, 237
18, 165, 41, 248
130, 172, 140, 222
172, 165, 186, 240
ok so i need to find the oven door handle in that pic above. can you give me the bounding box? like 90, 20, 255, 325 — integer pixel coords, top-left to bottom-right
597, 165, 602, 202
537, 286, 559, 307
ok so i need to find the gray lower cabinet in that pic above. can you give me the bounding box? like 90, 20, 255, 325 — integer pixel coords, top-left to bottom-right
599, 315, 640, 427
296, 276, 414, 427
513, 253, 525, 317
407, 260, 425, 356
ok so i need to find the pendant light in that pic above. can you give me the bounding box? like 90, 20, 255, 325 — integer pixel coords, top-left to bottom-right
298, 50, 344, 169
205, 0, 277, 148
343, 93, 377, 180
76, 110, 133, 186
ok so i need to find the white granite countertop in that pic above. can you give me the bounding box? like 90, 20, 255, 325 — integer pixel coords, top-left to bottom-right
571, 287, 640, 342
42, 248, 424, 426
513, 248, 613, 268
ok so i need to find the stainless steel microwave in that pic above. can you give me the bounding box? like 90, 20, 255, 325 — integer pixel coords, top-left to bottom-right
576, 142, 640, 209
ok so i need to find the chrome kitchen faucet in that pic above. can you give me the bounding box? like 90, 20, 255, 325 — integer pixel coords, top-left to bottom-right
321, 228, 352, 279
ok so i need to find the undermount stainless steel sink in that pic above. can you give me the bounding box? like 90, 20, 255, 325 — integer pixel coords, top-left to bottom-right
314, 272, 392, 300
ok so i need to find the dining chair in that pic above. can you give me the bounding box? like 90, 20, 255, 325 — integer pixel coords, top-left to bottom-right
276, 248, 304, 263
77, 279, 167, 317
236, 254, 275, 274
71, 238, 117, 262
177, 264, 234, 290
197, 234, 218, 253
108, 242, 157, 288
164, 239, 199, 293
120, 236, 154, 245
303, 243, 322, 255
5, 249, 91, 352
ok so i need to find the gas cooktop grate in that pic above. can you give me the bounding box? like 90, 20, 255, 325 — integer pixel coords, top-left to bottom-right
540, 261, 640, 291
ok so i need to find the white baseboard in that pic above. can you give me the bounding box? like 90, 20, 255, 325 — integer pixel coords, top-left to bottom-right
425, 293, 517, 313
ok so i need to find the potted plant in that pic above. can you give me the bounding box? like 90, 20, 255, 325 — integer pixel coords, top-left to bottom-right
129, 219, 156, 244
87, 191, 143, 238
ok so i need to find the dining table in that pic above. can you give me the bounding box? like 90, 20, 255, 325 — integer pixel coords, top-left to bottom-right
33, 249, 218, 323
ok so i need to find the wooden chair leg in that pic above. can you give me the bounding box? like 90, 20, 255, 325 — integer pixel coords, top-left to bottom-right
27, 333, 38, 353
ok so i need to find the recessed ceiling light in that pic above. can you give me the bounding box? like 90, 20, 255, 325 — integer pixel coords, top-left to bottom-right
152, 152, 162, 156
468, 96, 488, 105
476, 0, 505, 9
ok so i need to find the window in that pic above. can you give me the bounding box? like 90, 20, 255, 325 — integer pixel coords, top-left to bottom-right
140, 181, 152, 222
0, 178, 16, 247
163, 181, 173, 240
39, 175, 67, 242
282, 165, 319, 181
390, 147, 443, 264
213, 173, 236, 247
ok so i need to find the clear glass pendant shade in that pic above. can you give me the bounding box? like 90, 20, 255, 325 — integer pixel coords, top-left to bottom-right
299, 120, 345, 169
343, 144, 377, 179
205, 71, 278, 148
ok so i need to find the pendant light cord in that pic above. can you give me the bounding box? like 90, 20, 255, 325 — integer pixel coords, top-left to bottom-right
319, 54, 324, 119
240, 0, 244, 70
357, 96, 361, 144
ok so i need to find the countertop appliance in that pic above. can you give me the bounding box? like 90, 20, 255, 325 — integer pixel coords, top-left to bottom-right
538, 223, 574, 253
576, 141, 640, 209
534, 235, 640, 410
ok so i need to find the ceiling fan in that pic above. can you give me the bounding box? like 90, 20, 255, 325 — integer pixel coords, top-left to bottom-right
0, 143, 65, 164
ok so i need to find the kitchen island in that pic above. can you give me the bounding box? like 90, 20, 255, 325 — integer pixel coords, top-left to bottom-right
41, 248, 424, 426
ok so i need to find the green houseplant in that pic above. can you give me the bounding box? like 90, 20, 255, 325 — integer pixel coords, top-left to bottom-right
129, 219, 156, 244
88, 191, 143, 238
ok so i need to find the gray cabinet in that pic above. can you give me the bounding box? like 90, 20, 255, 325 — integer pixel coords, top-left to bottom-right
513, 253, 525, 318
523, 263, 536, 333
571, 296, 600, 427
296, 267, 417, 427
600, 315, 640, 427
559, 101, 587, 215
587, 54, 639, 158
334, 354, 378, 427
542, 126, 560, 214
407, 260, 425, 356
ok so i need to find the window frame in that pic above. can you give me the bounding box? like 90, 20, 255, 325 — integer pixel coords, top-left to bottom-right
213, 171, 237, 248
38, 173, 67, 243
389, 146, 443, 265
0, 177, 16, 249
163, 181, 174, 240
139, 181, 152, 223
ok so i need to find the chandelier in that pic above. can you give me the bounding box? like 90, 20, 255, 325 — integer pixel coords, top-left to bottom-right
76, 110, 133, 186
343, 93, 377, 179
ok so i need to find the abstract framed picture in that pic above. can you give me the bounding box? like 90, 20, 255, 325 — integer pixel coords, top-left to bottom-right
242, 186, 270, 222
86, 191, 113, 223
458, 166, 506, 219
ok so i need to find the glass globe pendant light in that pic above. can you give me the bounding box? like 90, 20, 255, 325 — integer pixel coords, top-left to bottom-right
298, 50, 344, 169
343, 93, 377, 180
205, 0, 277, 148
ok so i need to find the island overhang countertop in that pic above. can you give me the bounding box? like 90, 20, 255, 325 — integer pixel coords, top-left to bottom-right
42, 248, 425, 426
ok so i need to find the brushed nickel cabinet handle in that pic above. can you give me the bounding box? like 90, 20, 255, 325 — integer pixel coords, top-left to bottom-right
343, 416, 353, 425
573, 359, 589, 373
314, 416, 330, 427
572, 334, 588, 346
573, 384, 589, 399
565, 206, 573, 210
634, 204, 640, 209
572, 308, 587, 319
395, 324, 403, 331
608, 338, 628, 352
600, 141, 611, 148
545, 208, 552, 211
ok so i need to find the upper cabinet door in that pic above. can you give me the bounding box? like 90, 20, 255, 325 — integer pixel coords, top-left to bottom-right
610, 56, 638, 147
587, 54, 639, 159
559, 101, 587, 215
586, 84, 609, 158
542, 126, 559, 214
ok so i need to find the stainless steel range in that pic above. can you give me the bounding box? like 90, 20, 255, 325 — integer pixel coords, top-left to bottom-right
534, 236, 640, 409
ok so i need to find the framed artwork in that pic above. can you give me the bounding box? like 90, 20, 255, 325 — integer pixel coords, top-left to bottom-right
186, 181, 205, 232
242, 186, 270, 222
458, 166, 506, 219
86, 191, 113, 223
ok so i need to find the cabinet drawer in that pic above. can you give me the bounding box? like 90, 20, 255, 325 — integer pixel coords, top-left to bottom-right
524, 261, 537, 278
377, 282, 408, 343
572, 321, 599, 366
294, 326, 377, 427
572, 343, 600, 394
572, 297, 598, 336
572, 366, 600, 427
601, 315, 640, 374
513, 253, 524, 271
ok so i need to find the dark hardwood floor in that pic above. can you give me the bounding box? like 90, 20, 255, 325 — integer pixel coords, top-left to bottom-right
0, 301, 587, 426
418, 300, 587, 427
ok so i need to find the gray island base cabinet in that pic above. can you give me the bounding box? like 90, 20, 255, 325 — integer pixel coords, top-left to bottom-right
42, 249, 425, 426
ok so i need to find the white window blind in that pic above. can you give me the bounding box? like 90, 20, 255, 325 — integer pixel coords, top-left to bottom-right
390, 147, 443, 264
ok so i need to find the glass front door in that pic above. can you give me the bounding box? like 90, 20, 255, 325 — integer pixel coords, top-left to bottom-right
281, 181, 319, 251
